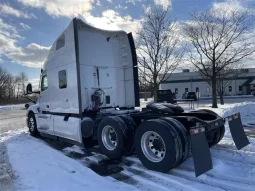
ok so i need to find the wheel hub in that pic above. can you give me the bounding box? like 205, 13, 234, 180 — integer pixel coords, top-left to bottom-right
152, 139, 164, 151
102, 125, 118, 151
141, 131, 166, 162
29, 117, 34, 131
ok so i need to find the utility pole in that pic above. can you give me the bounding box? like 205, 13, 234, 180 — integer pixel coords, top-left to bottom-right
143, 57, 147, 101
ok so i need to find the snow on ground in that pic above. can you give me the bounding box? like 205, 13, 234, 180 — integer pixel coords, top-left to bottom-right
199, 101, 255, 125
63, 145, 85, 155
139, 98, 153, 108
221, 102, 255, 126
2, 127, 255, 191
1, 99, 255, 191
4, 132, 137, 191
0, 142, 15, 191
199, 101, 255, 138
138, 98, 255, 189
0, 104, 25, 111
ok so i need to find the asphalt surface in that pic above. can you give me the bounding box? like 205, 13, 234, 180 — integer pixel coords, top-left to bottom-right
0, 109, 27, 134
0, 109, 26, 191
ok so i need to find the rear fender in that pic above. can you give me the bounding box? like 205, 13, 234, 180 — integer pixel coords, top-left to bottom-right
26, 104, 39, 117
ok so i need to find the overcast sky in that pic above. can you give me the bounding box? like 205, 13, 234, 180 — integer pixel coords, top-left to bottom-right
0, 0, 254, 86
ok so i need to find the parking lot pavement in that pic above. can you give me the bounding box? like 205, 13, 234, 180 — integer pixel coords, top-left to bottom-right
0, 143, 16, 191
0, 109, 26, 191
0, 109, 27, 134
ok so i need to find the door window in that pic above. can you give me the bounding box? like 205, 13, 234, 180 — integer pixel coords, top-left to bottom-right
58, 70, 67, 89
56, 34, 65, 50
41, 75, 48, 91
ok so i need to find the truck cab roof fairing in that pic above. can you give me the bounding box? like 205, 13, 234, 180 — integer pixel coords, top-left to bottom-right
75, 18, 125, 33
73, 18, 130, 115
43, 18, 127, 71
42, 18, 138, 114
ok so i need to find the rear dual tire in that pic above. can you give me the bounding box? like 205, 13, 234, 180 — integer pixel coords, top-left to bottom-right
97, 116, 135, 160
161, 118, 191, 163
134, 118, 190, 173
208, 126, 225, 147
98, 116, 191, 173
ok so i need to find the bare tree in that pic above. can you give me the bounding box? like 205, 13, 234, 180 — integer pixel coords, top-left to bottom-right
183, 9, 255, 108
0, 66, 10, 99
15, 76, 21, 98
136, 6, 185, 101
20, 72, 28, 95
0, 65, 30, 105
10, 76, 17, 99
216, 64, 244, 105
6, 75, 13, 100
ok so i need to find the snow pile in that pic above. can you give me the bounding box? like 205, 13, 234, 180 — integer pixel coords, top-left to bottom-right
222, 102, 255, 126
6, 133, 137, 191
0, 104, 25, 111
200, 101, 255, 138
139, 98, 153, 109
199, 101, 255, 127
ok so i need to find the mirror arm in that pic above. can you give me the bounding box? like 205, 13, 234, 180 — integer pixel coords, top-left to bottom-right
32, 91, 40, 94
25, 91, 40, 95
27, 97, 36, 104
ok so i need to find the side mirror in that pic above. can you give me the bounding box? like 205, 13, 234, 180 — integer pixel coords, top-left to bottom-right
26, 83, 32, 94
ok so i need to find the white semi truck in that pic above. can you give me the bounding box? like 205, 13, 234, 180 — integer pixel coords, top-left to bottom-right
26, 18, 249, 177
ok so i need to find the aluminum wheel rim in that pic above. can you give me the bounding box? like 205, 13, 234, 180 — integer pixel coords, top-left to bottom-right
29, 117, 34, 131
141, 131, 166, 162
102, 125, 118, 151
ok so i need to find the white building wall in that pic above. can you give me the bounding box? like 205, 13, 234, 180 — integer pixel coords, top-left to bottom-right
160, 68, 255, 98
161, 81, 212, 98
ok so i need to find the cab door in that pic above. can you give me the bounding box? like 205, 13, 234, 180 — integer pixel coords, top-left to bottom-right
37, 73, 54, 135
53, 69, 81, 142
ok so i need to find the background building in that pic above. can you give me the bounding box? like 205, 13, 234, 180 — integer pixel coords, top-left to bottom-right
160, 68, 255, 98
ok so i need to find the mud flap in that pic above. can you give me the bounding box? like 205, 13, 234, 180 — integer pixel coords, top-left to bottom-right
190, 127, 212, 177
226, 113, 250, 150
